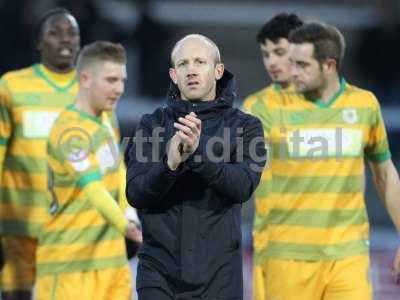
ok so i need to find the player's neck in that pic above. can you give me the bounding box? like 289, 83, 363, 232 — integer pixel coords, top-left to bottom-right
275, 80, 290, 89
38, 64, 76, 85
41, 61, 74, 74
316, 75, 341, 105
75, 93, 101, 117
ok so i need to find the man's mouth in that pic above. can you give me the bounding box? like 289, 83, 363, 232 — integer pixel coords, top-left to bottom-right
187, 81, 200, 87
59, 48, 72, 57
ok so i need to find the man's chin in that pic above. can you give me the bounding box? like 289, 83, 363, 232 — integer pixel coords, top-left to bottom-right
182, 92, 202, 101
54, 61, 74, 72
293, 83, 307, 93
106, 105, 115, 111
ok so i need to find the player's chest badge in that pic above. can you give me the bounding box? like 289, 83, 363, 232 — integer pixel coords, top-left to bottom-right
342, 108, 358, 124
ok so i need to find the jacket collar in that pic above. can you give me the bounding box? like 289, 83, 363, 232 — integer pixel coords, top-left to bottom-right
166, 70, 236, 119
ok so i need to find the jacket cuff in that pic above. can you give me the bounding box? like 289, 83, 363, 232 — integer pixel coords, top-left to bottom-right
162, 154, 186, 176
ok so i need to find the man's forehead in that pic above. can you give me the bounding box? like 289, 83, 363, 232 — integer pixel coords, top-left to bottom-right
93, 61, 126, 73
176, 38, 211, 52
45, 14, 78, 30
289, 43, 314, 57
261, 38, 289, 51
172, 36, 216, 62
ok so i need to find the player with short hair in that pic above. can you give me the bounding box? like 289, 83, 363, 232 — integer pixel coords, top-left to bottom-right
242, 13, 304, 300
36, 41, 139, 300
0, 8, 80, 300
252, 21, 400, 300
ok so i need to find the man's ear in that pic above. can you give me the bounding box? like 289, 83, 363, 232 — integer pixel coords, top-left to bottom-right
323, 58, 337, 75
169, 68, 178, 84
79, 70, 91, 88
215, 63, 224, 80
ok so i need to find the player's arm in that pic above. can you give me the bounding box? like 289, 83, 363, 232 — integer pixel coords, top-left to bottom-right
365, 98, 399, 225
118, 161, 143, 253
365, 96, 400, 282
0, 77, 12, 177
369, 159, 400, 282
106, 111, 141, 227
83, 180, 141, 242
75, 164, 141, 243
118, 162, 140, 226
81, 180, 128, 235
369, 160, 400, 230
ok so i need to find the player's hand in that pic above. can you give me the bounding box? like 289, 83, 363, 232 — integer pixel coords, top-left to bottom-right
167, 133, 183, 170
125, 222, 142, 244
391, 246, 400, 284
173, 112, 201, 156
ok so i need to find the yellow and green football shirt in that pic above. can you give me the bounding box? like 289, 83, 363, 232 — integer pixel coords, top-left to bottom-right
244, 79, 391, 263
0, 64, 77, 237
37, 105, 128, 276
243, 83, 297, 264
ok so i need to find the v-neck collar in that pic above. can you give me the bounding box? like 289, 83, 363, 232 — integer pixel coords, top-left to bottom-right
67, 104, 102, 124
33, 64, 77, 93
305, 78, 346, 108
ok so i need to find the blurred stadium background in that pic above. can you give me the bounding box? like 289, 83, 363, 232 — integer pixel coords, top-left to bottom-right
1, 0, 399, 299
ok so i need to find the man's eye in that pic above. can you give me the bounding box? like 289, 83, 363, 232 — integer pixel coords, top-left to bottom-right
276, 50, 286, 56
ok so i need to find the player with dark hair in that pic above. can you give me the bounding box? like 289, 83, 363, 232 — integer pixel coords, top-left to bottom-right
247, 21, 400, 300
0, 8, 80, 300
242, 13, 303, 300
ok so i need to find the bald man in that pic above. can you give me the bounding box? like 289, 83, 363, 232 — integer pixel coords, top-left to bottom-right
126, 34, 266, 300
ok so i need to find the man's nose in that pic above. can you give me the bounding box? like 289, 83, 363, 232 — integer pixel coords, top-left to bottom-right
114, 81, 124, 95
290, 65, 299, 77
266, 54, 278, 68
59, 31, 72, 44
186, 63, 198, 76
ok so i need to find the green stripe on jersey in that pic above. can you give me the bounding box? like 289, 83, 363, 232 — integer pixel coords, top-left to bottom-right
250, 99, 270, 131
271, 175, 362, 194
4, 155, 47, 173
253, 215, 269, 232
268, 208, 367, 228
0, 188, 49, 205
12, 93, 75, 107
77, 171, 102, 189
40, 224, 121, 246
255, 239, 369, 263
366, 150, 391, 162
57, 200, 92, 215
254, 179, 273, 198
268, 107, 373, 126
0, 137, 8, 145
0, 220, 43, 236
37, 255, 127, 276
